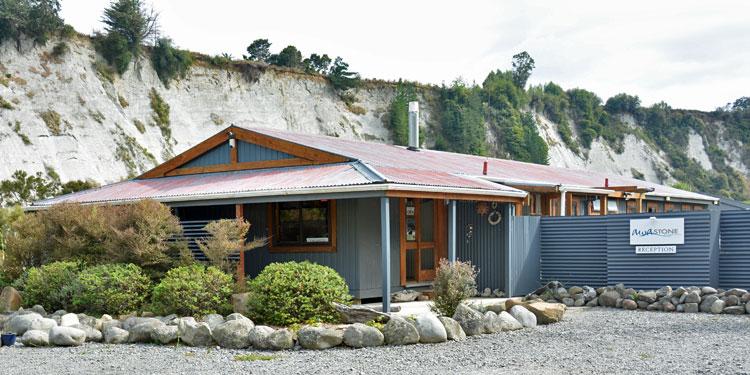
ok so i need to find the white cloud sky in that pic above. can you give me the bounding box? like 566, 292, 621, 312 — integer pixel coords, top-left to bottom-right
60, 0, 750, 111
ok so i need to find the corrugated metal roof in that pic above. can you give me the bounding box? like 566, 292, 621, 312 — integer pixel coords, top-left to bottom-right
34, 162, 525, 206
251, 128, 718, 202
35, 163, 373, 206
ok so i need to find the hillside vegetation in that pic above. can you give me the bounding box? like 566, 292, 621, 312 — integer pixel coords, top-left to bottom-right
0, 0, 748, 203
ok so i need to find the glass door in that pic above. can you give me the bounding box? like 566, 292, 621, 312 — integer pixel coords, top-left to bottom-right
400, 198, 437, 285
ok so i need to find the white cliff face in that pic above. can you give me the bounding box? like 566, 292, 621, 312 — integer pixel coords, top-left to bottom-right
0, 36, 746, 188
0, 36, 422, 184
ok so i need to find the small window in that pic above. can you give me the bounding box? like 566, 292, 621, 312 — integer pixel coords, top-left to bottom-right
270, 200, 336, 252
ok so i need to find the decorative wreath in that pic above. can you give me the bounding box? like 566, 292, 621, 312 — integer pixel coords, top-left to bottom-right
488, 210, 502, 225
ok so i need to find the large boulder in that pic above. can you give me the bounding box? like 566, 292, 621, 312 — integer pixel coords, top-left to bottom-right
267, 328, 295, 350
332, 302, 390, 323
122, 317, 161, 331
684, 303, 699, 313
382, 316, 419, 345
248, 325, 275, 349
413, 314, 446, 343
49, 326, 86, 346
507, 300, 565, 324
20, 329, 50, 347
342, 323, 384, 348
496, 311, 523, 331
212, 319, 255, 349
622, 299, 637, 310
0, 286, 22, 312
726, 288, 748, 297
104, 326, 129, 344
76, 324, 103, 342
151, 325, 178, 344
201, 314, 225, 330
683, 291, 701, 304
392, 290, 421, 302
724, 295, 740, 307
710, 300, 726, 314
298, 326, 344, 350
701, 286, 717, 295
128, 319, 165, 343
452, 304, 484, 336
29, 317, 58, 332
438, 317, 466, 341
225, 313, 251, 322
60, 313, 80, 327
5, 312, 43, 335
231, 292, 251, 315
700, 295, 720, 313
638, 291, 657, 304
509, 305, 537, 328
723, 306, 745, 315
483, 311, 500, 334
485, 301, 506, 314
599, 290, 620, 307
656, 286, 673, 298
178, 320, 213, 347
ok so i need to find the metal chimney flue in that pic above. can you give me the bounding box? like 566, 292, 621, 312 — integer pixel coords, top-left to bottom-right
408, 101, 419, 150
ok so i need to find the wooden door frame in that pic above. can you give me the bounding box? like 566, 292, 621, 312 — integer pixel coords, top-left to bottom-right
398, 198, 445, 286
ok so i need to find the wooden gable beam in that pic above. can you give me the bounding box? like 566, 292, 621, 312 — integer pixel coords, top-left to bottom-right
138, 126, 350, 179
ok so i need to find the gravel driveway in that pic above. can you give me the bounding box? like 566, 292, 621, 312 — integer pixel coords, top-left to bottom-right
2, 308, 748, 375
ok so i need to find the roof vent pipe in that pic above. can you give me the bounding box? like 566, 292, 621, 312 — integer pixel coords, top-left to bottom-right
604, 178, 609, 188
408, 101, 420, 151
483, 161, 488, 175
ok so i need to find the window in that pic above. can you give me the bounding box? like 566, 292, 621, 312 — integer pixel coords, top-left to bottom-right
269, 200, 336, 252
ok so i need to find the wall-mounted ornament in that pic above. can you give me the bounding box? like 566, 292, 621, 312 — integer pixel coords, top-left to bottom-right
475, 201, 490, 216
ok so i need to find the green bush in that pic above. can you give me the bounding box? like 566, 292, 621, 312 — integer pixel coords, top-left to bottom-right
151, 38, 193, 87
246, 261, 351, 326
18, 261, 81, 312
430, 259, 477, 317
94, 31, 132, 75
151, 265, 233, 317
73, 263, 151, 315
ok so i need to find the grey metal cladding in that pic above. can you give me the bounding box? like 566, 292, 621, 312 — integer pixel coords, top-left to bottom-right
719, 210, 750, 289
540, 215, 608, 287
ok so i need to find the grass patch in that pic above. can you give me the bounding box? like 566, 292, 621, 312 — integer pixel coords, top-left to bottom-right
40, 110, 62, 135
234, 354, 280, 362
89, 110, 105, 124
133, 119, 145, 133
8, 121, 31, 145
639, 353, 652, 360
93, 61, 115, 84
118, 95, 129, 108
149, 88, 171, 139
51, 42, 69, 60
0, 96, 13, 110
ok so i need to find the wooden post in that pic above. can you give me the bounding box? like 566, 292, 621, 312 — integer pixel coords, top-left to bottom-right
600, 195, 608, 216
235, 204, 245, 285
636, 196, 643, 213
514, 201, 523, 216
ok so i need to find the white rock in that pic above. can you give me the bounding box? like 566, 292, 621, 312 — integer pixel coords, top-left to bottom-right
342, 323, 384, 348
414, 314, 447, 343
29, 317, 57, 332
509, 306, 537, 328
5, 312, 43, 335
60, 313, 80, 327
104, 327, 129, 344
20, 329, 49, 347
49, 326, 86, 346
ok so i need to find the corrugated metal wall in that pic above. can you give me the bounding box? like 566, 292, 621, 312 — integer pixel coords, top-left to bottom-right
242, 200, 361, 294
237, 141, 294, 163
456, 201, 506, 292
719, 210, 750, 289
606, 211, 718, 289
181, 143, 231, 168
540, 216, 608, 287
507, 216, 541, 296
539, 211, 721, 289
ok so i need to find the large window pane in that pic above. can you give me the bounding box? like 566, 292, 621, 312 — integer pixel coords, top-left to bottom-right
420, 199, 434, 242
277, 201, 330, 245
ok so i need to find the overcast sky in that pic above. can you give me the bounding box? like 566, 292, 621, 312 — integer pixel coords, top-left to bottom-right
60, 0, 750, 111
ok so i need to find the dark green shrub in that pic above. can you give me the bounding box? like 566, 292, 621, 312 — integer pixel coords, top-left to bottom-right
51, 41, 68, 58
151, 265, 233, 317
0, 271, 9, 289
327, 57, 360, 91
151, 38, 193, 87
18, 261, 81, 312
73, 263, 151, 315
94, 32, 132, 74
246, 261, 351, 326
430, 258, 477, 317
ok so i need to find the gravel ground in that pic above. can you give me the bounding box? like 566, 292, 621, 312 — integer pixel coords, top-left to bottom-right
2, 308, 749, 375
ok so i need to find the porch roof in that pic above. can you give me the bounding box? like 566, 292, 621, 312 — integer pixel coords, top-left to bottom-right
31, 162, 525, 207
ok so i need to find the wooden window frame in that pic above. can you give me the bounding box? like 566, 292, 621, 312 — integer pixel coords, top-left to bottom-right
267, 200, 337, 253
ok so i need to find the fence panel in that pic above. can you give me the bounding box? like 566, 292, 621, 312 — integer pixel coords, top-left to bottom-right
540, 216, 608, 287
719, 210, 750, 290
508, 216, 541, 296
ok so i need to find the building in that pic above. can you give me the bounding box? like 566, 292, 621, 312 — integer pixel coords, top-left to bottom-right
31, 125, 719, 310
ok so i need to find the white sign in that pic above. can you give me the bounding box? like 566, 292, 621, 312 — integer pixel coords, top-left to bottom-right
635, 246, 677, 254
629, 217, 684, 245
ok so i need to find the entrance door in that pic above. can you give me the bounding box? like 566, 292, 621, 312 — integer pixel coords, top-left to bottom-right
400, 198, 444, 285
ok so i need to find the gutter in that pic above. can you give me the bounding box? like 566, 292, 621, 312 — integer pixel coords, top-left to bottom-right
26, 182, 527, 211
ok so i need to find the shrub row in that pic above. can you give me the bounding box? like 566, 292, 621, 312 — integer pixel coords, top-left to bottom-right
14, 262, 233, 317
